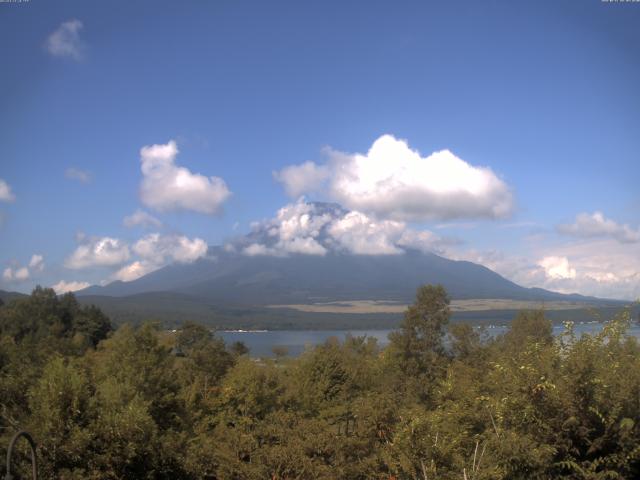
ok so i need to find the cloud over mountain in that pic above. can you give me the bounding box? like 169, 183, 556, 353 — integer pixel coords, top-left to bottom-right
139, 140, 231, 215
113, 233, 208, 282
275, 135, 513, 221
238, 199, 455, 258
132, 233, 208, 264
52, 280, 91, 294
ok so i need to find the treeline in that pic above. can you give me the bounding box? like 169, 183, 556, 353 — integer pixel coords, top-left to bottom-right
1, 286, 640, 479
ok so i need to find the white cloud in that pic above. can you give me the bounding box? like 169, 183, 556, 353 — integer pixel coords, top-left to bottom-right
397, 229, 459, 255
132, 233, 208, 264
123, 209, 162, 229
283, 236, 327, 255
541, 239, 640, 299
328, 211, 404, 255
273, 161, 330, 197
3, 267, 30, 283
111, 234, 208, 282
52, 280, 90, 294
452, 238, 640, 300
270, 201, 330, 255
243, 243, 279, 257
112, 261, 156, 282
241, 201, 330, 256
139, 140, 231, 214
2, 268, 12, 282
557, 211, 640, 244
274, 134, 513, 221
2, 254, 45, 284
65, 236, 130, 269
0, 179, 15, 202
28, 254, 44, 272
45, 19, 85, 61
538, 256, 577, 280
65, 167, 92, 184
240, 199, 452, 258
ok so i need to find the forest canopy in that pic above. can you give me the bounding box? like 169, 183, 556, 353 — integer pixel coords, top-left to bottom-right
1, 285, 639, 479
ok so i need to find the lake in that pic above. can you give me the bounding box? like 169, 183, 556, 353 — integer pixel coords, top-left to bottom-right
219, 322, 640, 358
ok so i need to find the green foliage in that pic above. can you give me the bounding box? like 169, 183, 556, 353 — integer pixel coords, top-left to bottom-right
0, 286, 112, 347
387, 284, 451, 402
2, 286, 640, 479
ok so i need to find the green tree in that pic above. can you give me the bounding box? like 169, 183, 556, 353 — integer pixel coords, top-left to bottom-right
387, 284, 451, 402
27, 357, 94, 478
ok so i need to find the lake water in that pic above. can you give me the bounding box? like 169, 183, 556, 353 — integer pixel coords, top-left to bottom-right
219, 322, 640, 358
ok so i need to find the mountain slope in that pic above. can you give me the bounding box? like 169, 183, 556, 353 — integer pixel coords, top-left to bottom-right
78, 247, 597, 306
78, 201, 608, 310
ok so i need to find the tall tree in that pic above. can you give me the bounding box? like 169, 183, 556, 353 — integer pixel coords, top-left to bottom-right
387, 284, 451, 402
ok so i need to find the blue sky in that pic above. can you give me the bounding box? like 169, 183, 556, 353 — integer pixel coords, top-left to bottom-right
1, 0, 639, 299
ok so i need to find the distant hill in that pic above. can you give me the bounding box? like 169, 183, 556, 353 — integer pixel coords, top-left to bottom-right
0, 289, 27, 304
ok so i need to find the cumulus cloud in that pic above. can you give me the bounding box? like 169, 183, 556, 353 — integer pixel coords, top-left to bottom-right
52, 280, 90, 294
133, 233, 208, 264
240, 199, 452, 257
241, 201, 331, 256
538, 256, 576, 280
557, 211, 640, 244
29, 254, 45, 272
123, 209, 163, 229
2, 254, 45, 284
65, 236, 130, 269
328, 211, 404, 255
242, 243, 280, 257
139, 140, 231, 214
65, 167, 92, 184
0, 179, 15, 202
453, 238, 640, 300
62, 230, 208, 283
3, 267, 29, 283
112, 234, 209, 282
274, 134, 513, 221
112, 261, 156, 282
541, 239, 640, 299
45, 19, 86, 61
273, 161, 330, 197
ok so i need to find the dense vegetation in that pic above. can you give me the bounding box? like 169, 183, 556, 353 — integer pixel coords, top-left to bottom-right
1, 286, 640, 479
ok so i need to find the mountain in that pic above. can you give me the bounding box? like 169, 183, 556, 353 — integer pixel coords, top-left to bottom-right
74, 201, 627, 327
79, 247, 599, 305
80, 201, 601, 305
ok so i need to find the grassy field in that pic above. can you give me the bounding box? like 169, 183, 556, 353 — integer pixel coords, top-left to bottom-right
266, 298, 613, 314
